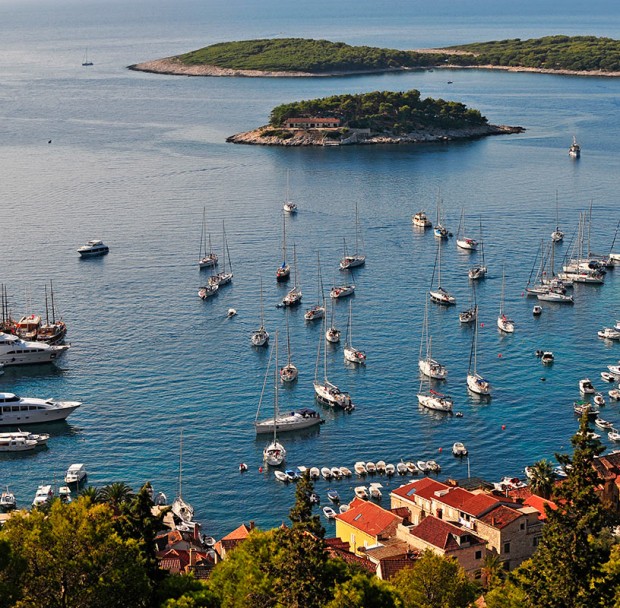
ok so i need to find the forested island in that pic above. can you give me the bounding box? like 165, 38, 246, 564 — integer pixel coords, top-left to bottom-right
129, 36, 620, 77
226, 89, 522, 147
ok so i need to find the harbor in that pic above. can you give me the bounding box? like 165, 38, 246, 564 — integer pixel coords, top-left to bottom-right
0, 1, 619, 540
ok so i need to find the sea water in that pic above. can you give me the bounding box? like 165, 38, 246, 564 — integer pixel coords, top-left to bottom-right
0, 0, 619, 536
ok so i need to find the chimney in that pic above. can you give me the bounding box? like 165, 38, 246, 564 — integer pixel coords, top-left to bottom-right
249, 521, 255, 531
193, 521, 201, 542
189, 548, 196, 569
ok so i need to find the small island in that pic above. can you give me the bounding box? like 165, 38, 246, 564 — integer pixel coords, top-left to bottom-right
129, 36, 620, 78
226, 89, 523, 147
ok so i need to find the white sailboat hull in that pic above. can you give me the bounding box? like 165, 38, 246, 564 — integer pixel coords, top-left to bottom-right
467, 373, 491, 396
417, 392, 453, 412
340, 255, 366, 270
255, 409, 322, 434
344, 346, 366, 364
313, 381, 353, 410
264, 440, 286, 466
419, 358, 447, 380
457, 238, 478, 250
325, 328, 341, 343
280, 364, 298, 382
497, 315, 515, 333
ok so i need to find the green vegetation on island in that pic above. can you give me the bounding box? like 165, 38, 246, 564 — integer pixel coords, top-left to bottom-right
165, 36, 620, 75
175, 38, 446, 73
450, 35, 620, 72
269, 89, 487, 133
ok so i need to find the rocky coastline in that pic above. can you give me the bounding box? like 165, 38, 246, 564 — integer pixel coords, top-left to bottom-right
226, 124, 524, 147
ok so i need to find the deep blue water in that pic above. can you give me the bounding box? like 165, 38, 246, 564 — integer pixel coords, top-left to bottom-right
0, 0, 619, 536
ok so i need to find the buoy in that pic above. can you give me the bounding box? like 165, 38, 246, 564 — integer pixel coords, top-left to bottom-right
438, 447, 443, 453
480, 322, 484, 327
501, 425, 506, 430
498, 353, 502, 358
258, 466, 263, 473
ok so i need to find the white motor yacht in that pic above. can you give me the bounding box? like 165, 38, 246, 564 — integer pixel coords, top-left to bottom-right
255, 408, 322, 434
0, 436, 38, 452
452, 442, 468, 456
64, 463, 88, 485
0, 392, 81, 425
32, 485, 54, 507
0, 487, 16, 511
579, 378, 595, 394
0, 332, 69, 366
412, 211, 432, 228
0, 430, 49, 446
77, 239, 109, 257
598, 327, 620, 341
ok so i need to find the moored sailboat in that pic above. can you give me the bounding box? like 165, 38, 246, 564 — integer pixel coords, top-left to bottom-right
497, 266, 515, 333
343, 301, 366, 364
171, 431, 194, 523
280, 244, 302, 307
325, 297, 341, 343
280, 310, 298, 382
456, 207, 478, 251
208, 220, 233, 287
305, 252, 326, 321
429, 241, 455, 305
467, 316, 491, 396
198, 207, 218, 269
251, 280, 269, 347
468, 218, 487, 280
340, 203, 366, 269
263, 332, 287, 466
419, 297, 447, 380
276, 213, 290, 282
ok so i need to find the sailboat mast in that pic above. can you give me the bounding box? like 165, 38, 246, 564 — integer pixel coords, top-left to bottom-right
179, 430, 183, 500
44, 285, 50, 325
221, 221, 226, 274
199, 208, 205, 258
274, 331, 279, 442
50, 280, 57, 323
354, 203, 359, 256
285, 309, 292, 365
282, 213, 287, 265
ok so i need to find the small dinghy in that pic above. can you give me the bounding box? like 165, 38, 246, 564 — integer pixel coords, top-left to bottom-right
595, 418, 614, 430
594, 393, 606, 407
375, 461, 386, 474
327, 489, 340, 503
227, 308, 237, 318
601, 371, 616, 382
533, 305, 543, 316
407, 461, 420, 475
309, 467, 320, 480
396, 462, 408, 475
541, 351, 554, 365
609, 389, 620, 401
385, 463, 395, 476
354, 462, 367, 476
365, 461, 377, 474
368, 483, 383, 500
452, 442, 468, 456
416, 460, 428, 473
285, 469, 299, 482
339, 503, 350, 514
608, 430, 620, 442
323, 506, 337, 519
426, 460, 441, 473
354, 486, 369, 500
330, 467, 342, 480
339, 466, 353, 477
321, 467, 332, 480
274, 470, 289, 483
309, 493, 320, 505
239, 463, 248, 473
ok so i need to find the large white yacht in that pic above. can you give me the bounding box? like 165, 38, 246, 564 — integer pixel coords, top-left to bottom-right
0, 332, 69, 365
77, 239, 109, 257
255, 408, 323, 434
0, 392, 81, 425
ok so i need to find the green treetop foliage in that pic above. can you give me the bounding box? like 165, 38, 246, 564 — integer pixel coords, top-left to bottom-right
289, 471, 324, 537
391, 550, 480, 608
269, 90, 487, 134
0, 497, 152, 608
450, 35, 620, 72
170, 37, 620, 74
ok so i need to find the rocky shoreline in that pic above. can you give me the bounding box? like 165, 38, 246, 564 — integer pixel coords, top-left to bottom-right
226, 124, 524, 147
128, 56, 620, 79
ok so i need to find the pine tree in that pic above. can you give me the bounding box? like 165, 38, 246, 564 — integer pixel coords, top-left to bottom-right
288, 470, 324, 538
511, 413, 618, 607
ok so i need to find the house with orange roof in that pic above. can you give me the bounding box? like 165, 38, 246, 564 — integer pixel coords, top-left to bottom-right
390, 477, 451, 524
334, 498, 403, 556
400, 515, 487, 575
213, 522, 254, 563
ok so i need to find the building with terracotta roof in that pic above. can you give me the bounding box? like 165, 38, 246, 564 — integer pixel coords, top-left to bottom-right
213, 522, 254, 563
400, 515, 487, 575
391, 480, 544, 571
334, 498, 403, 556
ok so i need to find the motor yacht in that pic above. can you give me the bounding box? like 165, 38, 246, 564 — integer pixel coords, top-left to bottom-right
0, 488, 16, 511
0, 430, 49, 446
0, 332, 69, 366
0, 436, 38, 452
64, 463, 88, 485
0, 392, 81, 425
412, 211, 432, 228
77, 239, 109, 257
598, 327, 620, 341
15, 315, 41, 340
579, 378, 595, 394
32, 485, 54, 507
452, 442, 468, 456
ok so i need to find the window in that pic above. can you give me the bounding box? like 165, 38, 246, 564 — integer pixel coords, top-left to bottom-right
503, 542, 511, 554
475, 550, 482, 560
520, 522, 525, 530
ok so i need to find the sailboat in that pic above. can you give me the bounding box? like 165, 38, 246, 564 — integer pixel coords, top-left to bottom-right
305, 252, 326, 321
276, 213, 290, 282
417, 327, 453, 414
280, 309, 298, 382
456, 208, 478, 251
280, 243, 302, 307
551, 191, 564, 242
171, 431, 194, 523
314, 317, 354, 410
343, 301, 366, 364
467, 317, 491, 395
497, 266, 515, 333
208, 220, 233, 287
37, 280, 67, 344
325, 297, 341, 343
433, 193, 449, 239
81, 49, 93, 67
419, 297, 447, 379
283, 170, 297, 213
468, 218, 488, 280
263, 332, 287, 466
198, 207, 218, 269
459, 282, 477, 324
340, 203, 366, 269
429, 241, 455, 305
251, 280, 269, 347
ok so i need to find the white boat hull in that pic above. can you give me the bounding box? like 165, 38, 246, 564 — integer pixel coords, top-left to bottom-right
417, 392, 453, 412
0, 398, 81, 426
467, 373, 491, 396
457, 238, 478, 251
419, 358, 447, 380
344, 346, 366, 364
313, 381, 353, 410
325, 328, 341, 343
251, 329, 269, 347
330, 285, 355, 299
280, 364, 298, 382
429, 289, 455, 305
340, 256, 365, 270
497, 315, 515, 333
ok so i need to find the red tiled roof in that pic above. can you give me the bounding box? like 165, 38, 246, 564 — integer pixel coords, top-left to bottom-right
410, 516, 482, 551
221, 523, 251, 541
391, 477, 449, 502
523, 494, 558, 521
435, 488, 499, 517
335, 498, 402, 538
391, 506, 412, 522
478, 504, 522, 529
379, 555, 419, 580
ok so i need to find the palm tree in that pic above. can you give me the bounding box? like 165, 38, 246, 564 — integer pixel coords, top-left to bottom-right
481, 551, 504, 590
79, 486, 101, 503
99, 482, 133, 514
528, 458, 555, 499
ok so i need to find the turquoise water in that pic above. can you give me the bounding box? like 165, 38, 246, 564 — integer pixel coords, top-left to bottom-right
0, 0, 619, 536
